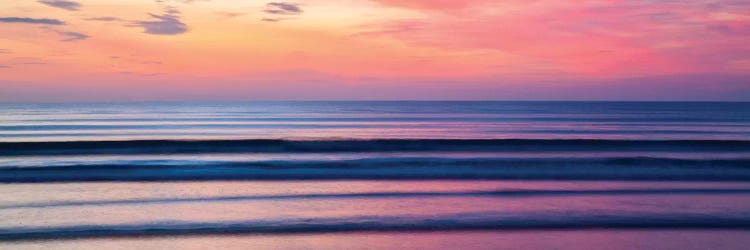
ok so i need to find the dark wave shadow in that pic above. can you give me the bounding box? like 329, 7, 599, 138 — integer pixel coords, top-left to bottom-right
3, 212, 750, 241
3, 139, 750, 156
4, 188, 750, 210
3, 157, 750, 183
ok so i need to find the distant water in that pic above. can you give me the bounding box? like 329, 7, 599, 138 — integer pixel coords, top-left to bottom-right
1, 101, 750, 249
2, 101, 750, 142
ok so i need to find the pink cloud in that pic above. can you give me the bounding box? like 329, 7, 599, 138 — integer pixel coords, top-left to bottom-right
371, 0, 482, 10
362, 1, 750, 77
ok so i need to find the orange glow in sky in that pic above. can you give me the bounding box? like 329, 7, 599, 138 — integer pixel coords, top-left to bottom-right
0, 0, 748, 101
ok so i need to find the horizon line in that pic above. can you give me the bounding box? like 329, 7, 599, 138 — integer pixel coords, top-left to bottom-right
1, 100, 749, 104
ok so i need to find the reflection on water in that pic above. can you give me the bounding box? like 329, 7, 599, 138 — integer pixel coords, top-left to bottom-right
2, 181, 750, 236
2, 102, 750, 248
6, 231, 750, 250
2, 102, 749, 142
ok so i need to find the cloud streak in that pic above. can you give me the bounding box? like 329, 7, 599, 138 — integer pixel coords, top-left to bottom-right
372, 0, 482, 10
132, 7, 187, 35
57, 31, 88, 42
40, 27, 89, 42
216, 12, 246, 18
0, 17, 65, 25
37, 0, 81, 11
85, 17, 123, 22
264, 2, 302, 15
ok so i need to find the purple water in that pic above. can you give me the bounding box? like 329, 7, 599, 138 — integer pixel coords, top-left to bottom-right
1, 101, 749, 249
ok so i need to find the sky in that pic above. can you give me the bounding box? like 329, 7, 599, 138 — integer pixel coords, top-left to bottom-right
0, 0, 749, 102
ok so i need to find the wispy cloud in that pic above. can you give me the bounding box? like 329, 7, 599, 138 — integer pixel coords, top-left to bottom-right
132, 7, 187, 35
175, 0, 210, 3
216, 12, 247, 18
261, 2, 302, 22
371, 0, 480, 10
0, 49, 9, 54
0, 17, 65, 25
37, 0, 81, 11
7, 57, 48, 66
118, 71, 162, 76
85, 17, 123, 22
264, 2, 302, 15
40, 27, 89, 42
57, 31, 88, 42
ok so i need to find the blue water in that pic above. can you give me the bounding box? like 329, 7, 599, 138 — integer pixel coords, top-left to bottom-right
1, 101, 750, 247
1, 101, 749, 141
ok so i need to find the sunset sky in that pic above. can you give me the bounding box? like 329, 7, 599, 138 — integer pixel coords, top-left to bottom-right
0, 0, 749, 101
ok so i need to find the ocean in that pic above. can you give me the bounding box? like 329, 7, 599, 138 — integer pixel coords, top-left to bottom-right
1, 101, 750, 249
